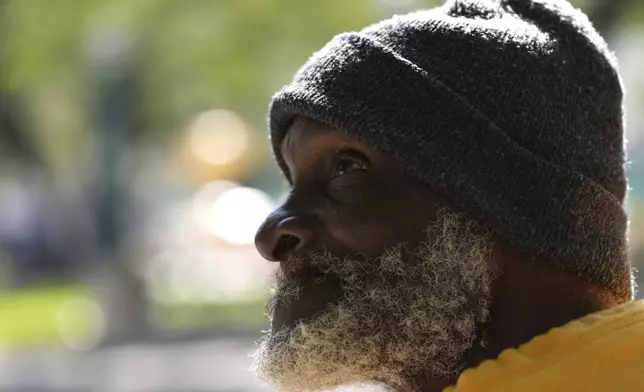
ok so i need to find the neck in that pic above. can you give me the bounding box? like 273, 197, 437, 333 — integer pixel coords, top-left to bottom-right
409, 242, 622, 392
484, 243, 622, 359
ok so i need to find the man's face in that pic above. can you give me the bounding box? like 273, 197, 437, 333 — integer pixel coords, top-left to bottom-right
253, 117, 493, 391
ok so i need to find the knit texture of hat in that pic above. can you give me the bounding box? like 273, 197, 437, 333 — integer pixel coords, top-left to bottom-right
268, 0, 632, 299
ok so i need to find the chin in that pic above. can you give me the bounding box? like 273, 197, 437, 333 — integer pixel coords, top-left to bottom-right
269, 272, 344, 333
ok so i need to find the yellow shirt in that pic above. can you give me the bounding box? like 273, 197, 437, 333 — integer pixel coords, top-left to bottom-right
444, 300, 644, 392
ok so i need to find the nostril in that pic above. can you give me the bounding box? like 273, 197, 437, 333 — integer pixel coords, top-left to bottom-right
255, 214, 316, 262
273, 234, 301, 260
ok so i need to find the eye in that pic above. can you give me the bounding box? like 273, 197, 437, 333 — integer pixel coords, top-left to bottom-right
331, 150, 368, 179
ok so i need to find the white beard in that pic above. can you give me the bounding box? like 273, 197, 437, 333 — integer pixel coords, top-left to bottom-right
253, 209, 494, 391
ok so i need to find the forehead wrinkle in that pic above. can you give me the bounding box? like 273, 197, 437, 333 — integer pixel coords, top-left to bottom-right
280, 130, 294, 172
281, 132, 317, 179
280, 118, 315, 166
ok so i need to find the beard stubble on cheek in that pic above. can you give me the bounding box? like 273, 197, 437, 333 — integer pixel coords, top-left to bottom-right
253, 209, 495, 392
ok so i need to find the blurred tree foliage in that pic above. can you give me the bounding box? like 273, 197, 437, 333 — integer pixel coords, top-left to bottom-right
1, 0, 386, 174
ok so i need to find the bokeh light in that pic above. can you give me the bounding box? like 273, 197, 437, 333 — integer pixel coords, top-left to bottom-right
56, 297, 105, 351
189, 109, 249, 166
192, 182, 274, 245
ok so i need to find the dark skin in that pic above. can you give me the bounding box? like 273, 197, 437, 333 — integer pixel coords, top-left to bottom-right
254, 116, 622, 392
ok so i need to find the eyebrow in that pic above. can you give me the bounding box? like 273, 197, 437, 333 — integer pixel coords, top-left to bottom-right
280, 123, 358, 182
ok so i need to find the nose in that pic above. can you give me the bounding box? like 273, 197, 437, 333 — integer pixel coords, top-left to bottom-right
255, 212, 316, 262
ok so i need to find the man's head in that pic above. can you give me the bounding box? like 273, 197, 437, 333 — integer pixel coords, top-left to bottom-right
254, 0, 633, 390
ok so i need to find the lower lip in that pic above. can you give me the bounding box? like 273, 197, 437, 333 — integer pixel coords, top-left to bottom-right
271, 274, 342, 332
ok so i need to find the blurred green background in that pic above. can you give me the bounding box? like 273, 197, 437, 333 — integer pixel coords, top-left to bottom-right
0, 1, 643, 390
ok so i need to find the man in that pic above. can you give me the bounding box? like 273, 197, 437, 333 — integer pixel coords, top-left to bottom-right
253, 0, 644, 391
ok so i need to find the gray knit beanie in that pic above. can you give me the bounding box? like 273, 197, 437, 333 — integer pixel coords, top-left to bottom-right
268, 0, 632, 299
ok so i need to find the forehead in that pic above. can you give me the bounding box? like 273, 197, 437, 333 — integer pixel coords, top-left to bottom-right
280, 117, 363, 163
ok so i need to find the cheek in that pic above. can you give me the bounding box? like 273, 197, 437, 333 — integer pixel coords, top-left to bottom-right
326, 180, 442, 258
